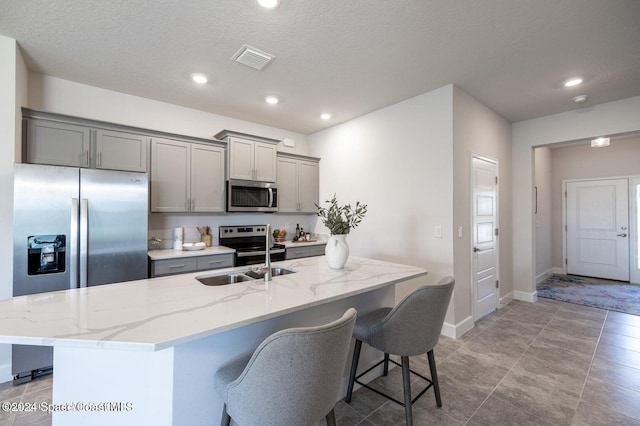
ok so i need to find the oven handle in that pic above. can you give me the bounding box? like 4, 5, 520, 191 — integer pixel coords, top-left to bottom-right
237, 248, 285, 257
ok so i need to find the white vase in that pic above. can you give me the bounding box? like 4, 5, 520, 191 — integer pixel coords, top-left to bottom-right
325, 234, 349, 269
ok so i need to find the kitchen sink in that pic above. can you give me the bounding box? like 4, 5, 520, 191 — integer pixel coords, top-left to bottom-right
195, 266, 297, 286
196, 273, 253, 286
244, 267, 297, 280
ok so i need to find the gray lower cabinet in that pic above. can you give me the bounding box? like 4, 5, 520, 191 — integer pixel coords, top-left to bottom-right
285, 244, 326, 260
150, 253, 234, 277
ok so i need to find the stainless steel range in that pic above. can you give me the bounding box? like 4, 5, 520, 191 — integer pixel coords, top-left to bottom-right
219, 225, 286, 266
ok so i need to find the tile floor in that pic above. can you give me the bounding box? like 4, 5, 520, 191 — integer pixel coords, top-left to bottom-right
1, 298, 639, 425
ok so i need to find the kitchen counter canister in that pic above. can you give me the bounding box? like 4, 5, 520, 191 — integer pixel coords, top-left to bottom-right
0, 256, 427, 426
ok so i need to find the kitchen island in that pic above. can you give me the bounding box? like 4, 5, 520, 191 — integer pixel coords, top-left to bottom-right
0, 256, 427, 425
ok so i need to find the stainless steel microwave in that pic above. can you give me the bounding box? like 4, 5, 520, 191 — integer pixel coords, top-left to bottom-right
227, 179, 278, 212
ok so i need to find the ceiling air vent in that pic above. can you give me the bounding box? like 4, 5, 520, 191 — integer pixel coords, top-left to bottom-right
232, 45, 275, 71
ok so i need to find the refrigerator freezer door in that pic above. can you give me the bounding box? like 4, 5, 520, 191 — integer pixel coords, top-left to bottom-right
80, 169, 149, 286
13, 163, 79, 380
13, 164, 79, 296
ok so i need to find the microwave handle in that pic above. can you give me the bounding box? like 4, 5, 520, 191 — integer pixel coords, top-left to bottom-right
268, 187, 273, 208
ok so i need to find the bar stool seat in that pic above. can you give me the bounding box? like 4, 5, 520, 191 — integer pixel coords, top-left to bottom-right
214, 308, 357, 426
345, 277, 455, 426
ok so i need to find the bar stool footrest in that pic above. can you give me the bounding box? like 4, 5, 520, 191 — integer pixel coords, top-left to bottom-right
353, 357, 434, 407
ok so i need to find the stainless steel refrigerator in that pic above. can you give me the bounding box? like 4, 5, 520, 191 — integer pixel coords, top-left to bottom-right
12, 163, 149, 383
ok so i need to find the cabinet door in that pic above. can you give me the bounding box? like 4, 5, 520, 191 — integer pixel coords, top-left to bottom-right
196, 254, 234, 271
254, 141, 277, 182
95, 129, 148, 172
151, 257, 198, 277
308, 244, 327, 257
191, 144, 225, 212
276, 157, 299, 213
297, 160, 319, 213
26, 119, 90, 167
150, 138, 190, 212
228, 137, 254, 180
286, 246, 310, 260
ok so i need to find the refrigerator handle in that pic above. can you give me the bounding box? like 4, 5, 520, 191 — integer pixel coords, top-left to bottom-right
79, 198, 89, 288
70, 198, 79, 289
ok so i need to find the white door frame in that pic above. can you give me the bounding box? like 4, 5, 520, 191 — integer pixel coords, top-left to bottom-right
631, 177, 640, 284
562, 174, 640, 283
470, 153, 500, 321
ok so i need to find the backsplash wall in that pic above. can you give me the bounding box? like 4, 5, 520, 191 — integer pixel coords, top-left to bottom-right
148, 213, 322, 249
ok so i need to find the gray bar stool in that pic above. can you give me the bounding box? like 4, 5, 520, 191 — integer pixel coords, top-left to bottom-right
345, 277, 454, 426
214, 308, 357, 426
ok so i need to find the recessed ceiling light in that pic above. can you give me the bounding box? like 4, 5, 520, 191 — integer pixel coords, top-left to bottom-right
563, 77, 583, 87
320, 113, 332, 120
258, 0, 280, 9
590, 137, 610, 148
573, 94, 588, 103
191, 73, 208, 84
265, 96, 279, 105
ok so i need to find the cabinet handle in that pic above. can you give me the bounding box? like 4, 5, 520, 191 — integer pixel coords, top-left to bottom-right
169, 264, 186, 269
97, 151, 102, 167
208, 260, 224, 264
84, 149, 89, 165
191, 198, 195, 210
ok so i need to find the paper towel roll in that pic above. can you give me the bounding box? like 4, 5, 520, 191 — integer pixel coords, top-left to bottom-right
173, 227, 184, 250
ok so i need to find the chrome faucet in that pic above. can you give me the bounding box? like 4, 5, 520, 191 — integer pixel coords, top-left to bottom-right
264, 224, 271, 282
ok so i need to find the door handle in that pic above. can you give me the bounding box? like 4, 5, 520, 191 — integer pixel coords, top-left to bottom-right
617, 233, 627, 237
79, 198, 89, 288
70, 198, 79, 289
473, 247, 481, 252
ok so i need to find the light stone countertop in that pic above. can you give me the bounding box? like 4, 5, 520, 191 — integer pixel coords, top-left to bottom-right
147, 245, 235, 260
0, 256, 427, 352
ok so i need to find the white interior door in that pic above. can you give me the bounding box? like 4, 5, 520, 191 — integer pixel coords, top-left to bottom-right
566, 179, 629, 281
472, 157, 498, 321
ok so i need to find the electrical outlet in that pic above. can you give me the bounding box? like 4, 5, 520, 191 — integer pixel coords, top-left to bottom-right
458, 226, 463, 238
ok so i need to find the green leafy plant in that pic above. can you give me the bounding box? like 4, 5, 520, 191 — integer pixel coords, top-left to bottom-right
316, 194, 367, 235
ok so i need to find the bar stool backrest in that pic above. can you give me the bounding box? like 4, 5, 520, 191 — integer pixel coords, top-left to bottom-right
369, 277, 454, 356
224, 308, 357, 426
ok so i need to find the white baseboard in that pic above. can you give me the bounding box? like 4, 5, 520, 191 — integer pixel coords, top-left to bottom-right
536, 269, 553, 285
551, 267, 563, 274
514, 290, 538, 303
499, 291, 514, 308
441, 315, 474, 339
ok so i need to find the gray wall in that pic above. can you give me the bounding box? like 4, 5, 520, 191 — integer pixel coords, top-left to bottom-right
549, 136, 640, 269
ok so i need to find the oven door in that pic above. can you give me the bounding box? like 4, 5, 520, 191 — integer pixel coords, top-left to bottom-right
227, 180, 278, 212
235, 248, 286, 266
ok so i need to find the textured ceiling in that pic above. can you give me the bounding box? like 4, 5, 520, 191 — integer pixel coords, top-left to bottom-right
1, 0, 639, 135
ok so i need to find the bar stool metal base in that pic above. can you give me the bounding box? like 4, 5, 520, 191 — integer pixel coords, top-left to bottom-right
349, 356, 435, 407
345, 341, 442, 426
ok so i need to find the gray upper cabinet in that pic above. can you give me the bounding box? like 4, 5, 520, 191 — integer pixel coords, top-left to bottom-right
215, 130, 279, 183
95, 129, 148, 172
276, 153, 320, 213
24, 115, 148, 172
26, 119, 91, 167
151, 138, 225, 213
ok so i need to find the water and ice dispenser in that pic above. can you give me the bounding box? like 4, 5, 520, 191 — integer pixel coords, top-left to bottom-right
27, 235, 66, 275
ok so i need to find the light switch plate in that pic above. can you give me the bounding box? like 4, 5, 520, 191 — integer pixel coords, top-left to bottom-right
458, 226, 463, 238
434, 225, 442, 238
